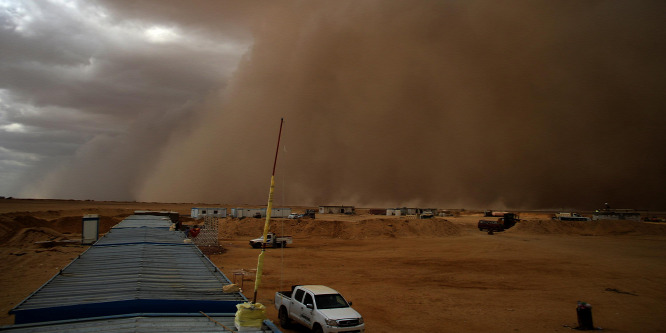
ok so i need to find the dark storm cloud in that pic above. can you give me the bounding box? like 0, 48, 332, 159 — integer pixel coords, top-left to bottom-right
140, 1, 666, 210
0, 0, 249, 199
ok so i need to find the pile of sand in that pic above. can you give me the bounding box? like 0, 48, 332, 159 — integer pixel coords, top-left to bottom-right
510, 219, 666, 236
4, 227, 68, 248
0, 213, 124, 246
218, 217, 460, 239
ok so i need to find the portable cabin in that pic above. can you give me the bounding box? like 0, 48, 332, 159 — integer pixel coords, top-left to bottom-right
386, 209, 401, 216
318, 205, 355, 214
191, 207, 227, 220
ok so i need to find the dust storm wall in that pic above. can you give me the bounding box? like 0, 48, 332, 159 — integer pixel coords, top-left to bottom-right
133, 1, 666, 210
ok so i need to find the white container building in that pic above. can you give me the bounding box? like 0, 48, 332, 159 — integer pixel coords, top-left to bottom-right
191, 207, 227, 220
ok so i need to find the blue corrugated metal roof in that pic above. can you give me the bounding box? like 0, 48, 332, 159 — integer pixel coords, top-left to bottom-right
4, 215, 280, 332
111, 215, 174, 229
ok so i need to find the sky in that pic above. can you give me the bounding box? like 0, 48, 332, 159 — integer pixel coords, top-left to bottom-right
1, 1, 665, 211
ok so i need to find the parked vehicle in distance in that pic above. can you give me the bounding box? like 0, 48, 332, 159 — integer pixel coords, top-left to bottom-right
478, 213, 519, 233
420, 211, 434, 219
249, 232, 293, 248
302, 209, 316, 219
275, 285, 365, 333
478, 219, 506, 233
287, 210, 315, 219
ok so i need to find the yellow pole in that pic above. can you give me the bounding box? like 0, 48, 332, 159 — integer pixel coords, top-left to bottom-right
253, 118, 283, 304
253, 175, 274, 302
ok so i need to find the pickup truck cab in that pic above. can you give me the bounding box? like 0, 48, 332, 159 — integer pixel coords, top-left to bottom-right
249, 232, 293, 248
275, 285, 365, 333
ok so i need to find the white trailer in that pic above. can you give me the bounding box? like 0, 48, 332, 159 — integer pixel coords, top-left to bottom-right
270, 208, 292, 218
191, 207, 227, 220
318, 206, 355, 214
386, 209, 401, 216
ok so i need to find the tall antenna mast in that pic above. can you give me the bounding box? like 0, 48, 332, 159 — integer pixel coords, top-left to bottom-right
253, 117, 284, 304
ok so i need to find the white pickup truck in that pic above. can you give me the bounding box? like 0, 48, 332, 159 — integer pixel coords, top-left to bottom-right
249, 232, 293, 248
275, 285, 365, 333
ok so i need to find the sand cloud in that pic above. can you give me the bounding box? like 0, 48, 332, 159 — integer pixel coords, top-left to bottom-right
139, 1, 666, 210
2, 1, 665, 210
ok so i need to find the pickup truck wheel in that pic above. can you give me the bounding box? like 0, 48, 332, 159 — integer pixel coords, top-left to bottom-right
278, 306, 291, 328
251, 243, 261, 249
311, 324, 323, 333
281, 241, 287, 248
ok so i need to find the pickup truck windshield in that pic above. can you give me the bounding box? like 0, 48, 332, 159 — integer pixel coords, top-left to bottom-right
315, 294, 349, 309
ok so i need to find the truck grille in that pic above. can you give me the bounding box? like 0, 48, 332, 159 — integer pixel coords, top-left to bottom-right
338, 319, 360, 327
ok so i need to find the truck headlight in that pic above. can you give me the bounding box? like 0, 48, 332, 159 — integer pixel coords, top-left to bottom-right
359, 317, 364, 324
325, 319, 338, 326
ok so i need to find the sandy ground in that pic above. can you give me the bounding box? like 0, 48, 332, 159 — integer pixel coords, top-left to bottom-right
1, 199, 666, 332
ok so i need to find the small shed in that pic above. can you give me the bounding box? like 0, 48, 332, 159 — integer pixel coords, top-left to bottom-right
191, 207, 227, 220
81, 214, 99, 245
319, 205, 355, 214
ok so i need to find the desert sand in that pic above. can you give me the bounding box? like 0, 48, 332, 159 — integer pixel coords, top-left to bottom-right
1, 199, 666, 332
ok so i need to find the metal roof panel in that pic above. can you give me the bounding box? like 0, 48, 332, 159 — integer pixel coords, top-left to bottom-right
10, 216, 248, 324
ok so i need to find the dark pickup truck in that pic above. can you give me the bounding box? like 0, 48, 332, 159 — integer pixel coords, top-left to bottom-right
478, 213, 518, 233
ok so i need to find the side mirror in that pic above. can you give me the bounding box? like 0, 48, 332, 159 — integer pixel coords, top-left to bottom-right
306, 304, 314, 309
348, 301, 353, 306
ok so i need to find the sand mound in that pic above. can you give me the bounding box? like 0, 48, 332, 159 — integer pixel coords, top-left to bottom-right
510, 219, 666, 236
218, 217, 460, 239
5, 227, 68, 247
0, 214, 51, 245
49, 216, 83, 234
0, 213, 125, 246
